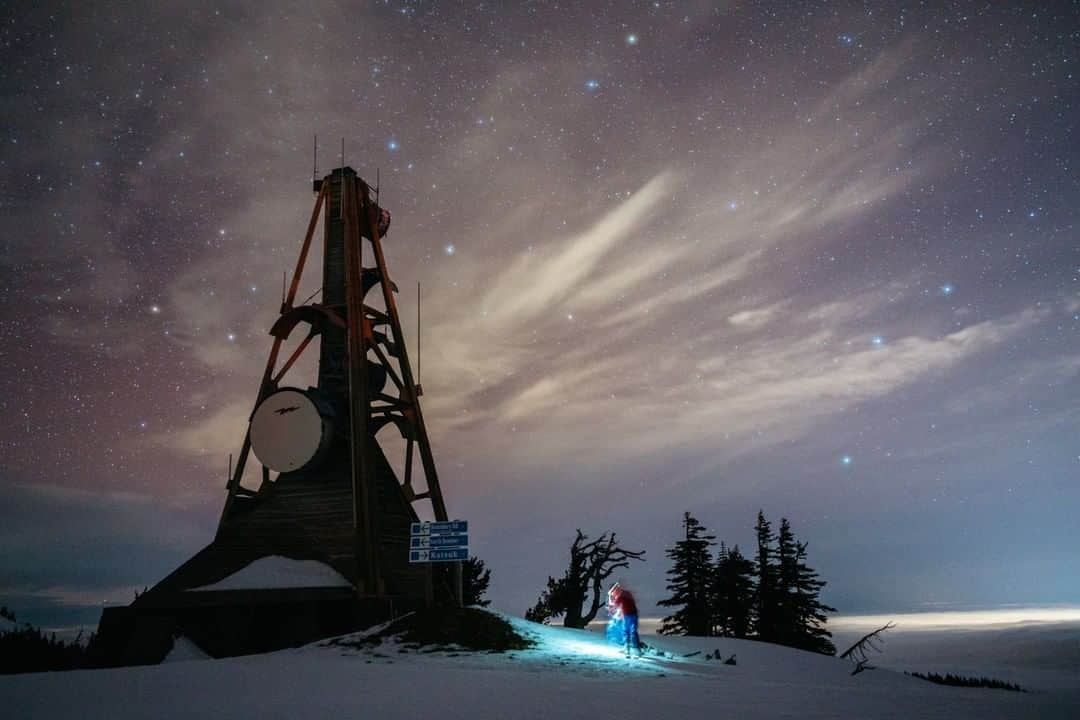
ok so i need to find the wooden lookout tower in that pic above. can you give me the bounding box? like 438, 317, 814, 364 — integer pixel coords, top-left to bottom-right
96, 167, 455, 663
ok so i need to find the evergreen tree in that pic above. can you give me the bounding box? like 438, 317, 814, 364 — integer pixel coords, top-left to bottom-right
658, 512, 716, 636
790, 540, 837, 655
775, 518, 799, 644
524, 530, 644, 628
753, 510, 779, 641
462, 556, 492, 607
711, 543, 755, 638
710, 542, 730, 637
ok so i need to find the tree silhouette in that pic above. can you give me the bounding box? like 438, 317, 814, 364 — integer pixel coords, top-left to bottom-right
525, 530, 645, 628
658, 512, 716, 636
711, 543, 755, 638
775, 518, 799, 645
753, 510, 779, 641
462, 556, 492, 607
789, 540, 837, 654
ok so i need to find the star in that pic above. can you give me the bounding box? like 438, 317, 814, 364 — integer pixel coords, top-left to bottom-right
940, 283, 955, 296
387, 139, 400, 151
149, 305, 161, 314
445, 244, 456, 256
585, 79, 600, 91
871, 335, 885, 347
841, 455, 853, 467
626, 33, 638, 46
227, 332, 236, 342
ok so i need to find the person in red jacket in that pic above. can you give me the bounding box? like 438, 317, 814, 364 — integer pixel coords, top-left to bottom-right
607, 582, 642, 657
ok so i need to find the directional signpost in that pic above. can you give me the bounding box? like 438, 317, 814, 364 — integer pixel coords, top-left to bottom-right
409, 520, 468, 564
410, 520, 469, 606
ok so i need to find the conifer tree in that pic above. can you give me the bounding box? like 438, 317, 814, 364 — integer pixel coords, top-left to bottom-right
711, 543, 755, 638
753, 510, 779, 641
775, 518, 799, 644
790, 540, 837, 655
658, 512, 716, 636
462, 556, 492, 607
710, 542, 730, 637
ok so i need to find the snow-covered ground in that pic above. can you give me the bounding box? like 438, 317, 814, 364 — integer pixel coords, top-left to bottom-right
188, 556, 352, 591
3, 611, 1077, 719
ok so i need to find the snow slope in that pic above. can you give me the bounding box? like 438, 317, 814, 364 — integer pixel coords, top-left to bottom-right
2, 612, 1076, 719
187, 556, 351, 591
161, 636, 210, 663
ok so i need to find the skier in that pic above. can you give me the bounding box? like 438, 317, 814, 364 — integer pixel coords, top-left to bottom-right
608, 582, 642, 657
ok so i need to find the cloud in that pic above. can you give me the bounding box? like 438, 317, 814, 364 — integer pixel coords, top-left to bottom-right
0, 480, 207, 600
729, 303, 784, 329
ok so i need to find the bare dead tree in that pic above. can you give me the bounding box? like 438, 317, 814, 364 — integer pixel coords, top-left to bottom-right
525, 529, 645, 628
839, 621, 895, 675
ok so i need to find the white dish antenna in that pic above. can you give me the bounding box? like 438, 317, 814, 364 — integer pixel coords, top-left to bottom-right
249, 388, 333, 473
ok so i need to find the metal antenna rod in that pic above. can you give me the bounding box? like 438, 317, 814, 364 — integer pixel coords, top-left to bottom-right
313, 134, 318, 185
417, 281, 421, 383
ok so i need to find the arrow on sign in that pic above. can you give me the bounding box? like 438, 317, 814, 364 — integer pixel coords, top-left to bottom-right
409, 547, 470, 563
411, 534, 469, 549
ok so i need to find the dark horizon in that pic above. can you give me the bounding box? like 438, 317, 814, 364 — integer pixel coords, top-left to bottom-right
1, 2, 1078, 630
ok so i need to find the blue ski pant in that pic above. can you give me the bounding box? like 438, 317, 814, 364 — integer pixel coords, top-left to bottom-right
623, 613, 640, 652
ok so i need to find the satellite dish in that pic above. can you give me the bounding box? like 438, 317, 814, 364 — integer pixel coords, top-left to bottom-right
249, 388, 334, 473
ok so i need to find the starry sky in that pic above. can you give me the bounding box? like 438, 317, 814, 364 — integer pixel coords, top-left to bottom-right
1, 2, 1078, 629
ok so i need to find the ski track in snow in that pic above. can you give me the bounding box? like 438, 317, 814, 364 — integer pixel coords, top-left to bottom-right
2, 612, 1077, 719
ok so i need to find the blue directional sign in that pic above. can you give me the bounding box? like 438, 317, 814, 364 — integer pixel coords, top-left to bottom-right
409, 547, 469, 563
411, 520, 468, 536
410, 534, 469, 549
409, 520, 469, 563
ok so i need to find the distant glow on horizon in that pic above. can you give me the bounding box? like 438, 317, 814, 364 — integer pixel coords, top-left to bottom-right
831, 606, 1080, 631
624, 607, 1080, 635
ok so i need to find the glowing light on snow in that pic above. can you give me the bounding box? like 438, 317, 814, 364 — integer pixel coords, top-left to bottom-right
549, 636, 628, 660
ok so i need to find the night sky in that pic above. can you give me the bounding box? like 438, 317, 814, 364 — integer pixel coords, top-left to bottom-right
1, 2, 1078, 629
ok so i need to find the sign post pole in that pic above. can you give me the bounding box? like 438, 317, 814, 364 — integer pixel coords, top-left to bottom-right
409, 519, 469, 609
